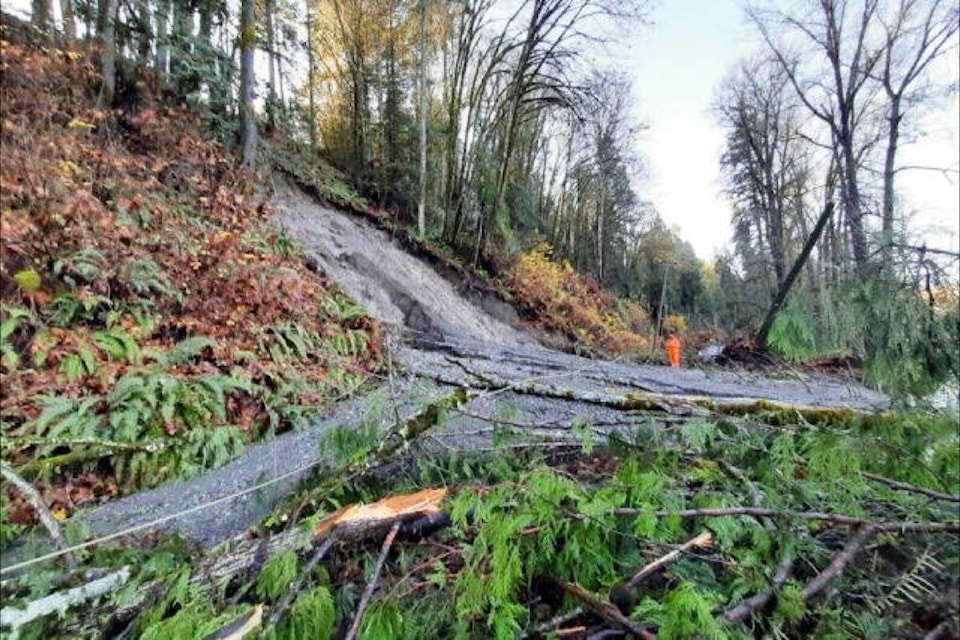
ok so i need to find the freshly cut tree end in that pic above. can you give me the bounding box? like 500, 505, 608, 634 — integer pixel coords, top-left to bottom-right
314, 486, 447, 538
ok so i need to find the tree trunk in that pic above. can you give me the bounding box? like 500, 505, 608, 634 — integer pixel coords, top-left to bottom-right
32, 0, 52, 32
305, 0, 317, 152
239, 0, 257, 169
265, 0, 278, 132
757, 202, 835, 347
155, 0, 170, 76
417, 0, 428, 237
881, 96, 901, 271
60, 0, 76, 41
170, 0, 193, 90
135, 0, 152, 59
100, 0, 116, 105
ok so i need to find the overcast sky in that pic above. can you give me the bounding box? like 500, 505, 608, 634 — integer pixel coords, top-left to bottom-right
616, 0, 960, 260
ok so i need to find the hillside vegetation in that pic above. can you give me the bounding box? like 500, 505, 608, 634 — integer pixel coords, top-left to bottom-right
0, 34, 382, 529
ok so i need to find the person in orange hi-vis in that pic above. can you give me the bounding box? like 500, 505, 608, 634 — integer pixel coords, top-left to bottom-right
664, 331, 681, 368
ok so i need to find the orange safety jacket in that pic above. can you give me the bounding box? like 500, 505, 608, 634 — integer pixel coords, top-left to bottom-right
665, 335, 681, 368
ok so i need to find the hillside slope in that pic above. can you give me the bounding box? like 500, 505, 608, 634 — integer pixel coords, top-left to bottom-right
0, 33, 382, 531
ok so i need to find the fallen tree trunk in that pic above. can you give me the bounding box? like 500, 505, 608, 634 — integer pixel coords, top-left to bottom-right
756, 202, 834, 348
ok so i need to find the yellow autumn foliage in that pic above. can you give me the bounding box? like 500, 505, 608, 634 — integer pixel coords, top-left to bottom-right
507, 244, 651, 354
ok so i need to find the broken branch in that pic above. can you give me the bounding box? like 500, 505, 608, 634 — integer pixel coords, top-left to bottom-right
0, 566, 130, 631
627, 531, 713, 588
344, 521, 401, 640
559, 582, 656, 639
265, 537, 334, 627
721, 552, 794, 623
800, 526, 879, 601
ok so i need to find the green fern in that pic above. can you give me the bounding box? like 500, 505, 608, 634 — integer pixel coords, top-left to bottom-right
94, 327, 142, 364
46, 293, 113, 327
0, 306, 33, 371
119, 257, 179, 300
279, 586, 336, 639
256, 550, 299, 602
146, 336, 216, 367
53, 247, 107, 287
633, 582, 725, 640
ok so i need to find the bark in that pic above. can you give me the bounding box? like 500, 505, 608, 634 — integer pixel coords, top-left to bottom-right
239, 0, 257, 168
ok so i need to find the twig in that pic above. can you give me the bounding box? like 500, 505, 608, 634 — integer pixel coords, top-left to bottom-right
559, 582, 656, 639
610, 506, 960, 533
860, 471, 960, 503
721, 552, 794, 623
627, 531, 713, 588
265, 537, 335, 627
0, 462, 76, 568
800, 526, 879, 601
344, 521, 401, 640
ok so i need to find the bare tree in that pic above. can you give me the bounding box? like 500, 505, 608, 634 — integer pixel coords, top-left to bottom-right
240, 0, 258, 168
750, 0, 885, 268
717, 56, 809, 289
874, 0, 959, 267
61, 0, 77, 41
156, 0, 170, 75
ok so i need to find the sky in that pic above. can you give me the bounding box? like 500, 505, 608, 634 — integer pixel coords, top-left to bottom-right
613, 0, 960, 260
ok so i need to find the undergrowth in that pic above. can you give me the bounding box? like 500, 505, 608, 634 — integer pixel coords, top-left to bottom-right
0, 38, 382, 532
6, 405, 956, 639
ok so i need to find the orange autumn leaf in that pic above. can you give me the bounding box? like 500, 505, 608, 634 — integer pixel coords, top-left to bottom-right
314, 487, 447, 538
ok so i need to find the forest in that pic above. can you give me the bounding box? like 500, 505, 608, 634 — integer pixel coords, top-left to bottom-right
0, 0, 958, 638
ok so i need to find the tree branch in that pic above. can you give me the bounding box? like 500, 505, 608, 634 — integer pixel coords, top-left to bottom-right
860, 471, 960, 503
610, 506, 960, 534
559, 582, 656, 639
800, 525, 879, 601
0, 462, 76, 568
344, 521, 401, 640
